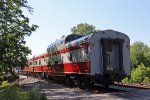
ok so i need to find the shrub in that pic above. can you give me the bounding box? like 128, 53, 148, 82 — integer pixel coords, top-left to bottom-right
0, 81, 10, 89
143, 77, 150, 83
122, 63, 150, 83
122, 77, 130, 83
0, 86, 28, 100
131, 63, 146, 82
0, 86, 46, 100
28, 88, 47, 100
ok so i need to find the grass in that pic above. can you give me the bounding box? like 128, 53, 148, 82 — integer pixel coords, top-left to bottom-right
0, 81, 47, 100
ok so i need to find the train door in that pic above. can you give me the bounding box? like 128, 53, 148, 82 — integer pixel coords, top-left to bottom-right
102, 39, 124, 73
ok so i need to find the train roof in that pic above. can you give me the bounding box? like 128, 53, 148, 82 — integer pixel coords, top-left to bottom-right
67, 34, 90, 45
47, 38, 64, 48
28, 52, 48, 61
47, 34, 86, 49
47, 30, 130, 49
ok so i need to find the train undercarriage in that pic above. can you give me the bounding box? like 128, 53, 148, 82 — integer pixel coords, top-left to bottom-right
23, 71, 125, 88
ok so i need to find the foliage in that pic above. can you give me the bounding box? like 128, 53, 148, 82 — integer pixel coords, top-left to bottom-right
0, 81, 10, 89
0, 86, 46, 100
71, 23, 99, 35
0, 86, 28, 100
122, 63, 150, 83
28, 88, 47, 100
0, 0, 38, 77
121, 77, 131, 83
61, 35, 65, 38
143, 77, 150, 83
0, 74, 5, 82
122, 41, 150, 83
131, 63, 147, 82
130, 41, 150, 68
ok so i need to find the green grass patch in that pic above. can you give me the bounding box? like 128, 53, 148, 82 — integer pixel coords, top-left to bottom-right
0, 86, 46, 100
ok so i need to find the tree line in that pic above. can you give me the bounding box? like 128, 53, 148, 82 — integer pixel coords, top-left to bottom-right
123, 42, 150, 83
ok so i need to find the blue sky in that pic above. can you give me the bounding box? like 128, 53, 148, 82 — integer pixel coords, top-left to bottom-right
24, 0, 150, 57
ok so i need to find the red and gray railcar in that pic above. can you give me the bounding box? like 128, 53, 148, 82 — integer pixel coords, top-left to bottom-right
22, 30, 130, 87
22, 53, 49, 77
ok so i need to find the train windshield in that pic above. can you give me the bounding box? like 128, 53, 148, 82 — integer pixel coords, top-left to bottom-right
65, 34, 85, 43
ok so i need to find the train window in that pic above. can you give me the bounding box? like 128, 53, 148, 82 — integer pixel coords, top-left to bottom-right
35, 61, 37, 65
39, 60, 41, 65
85, 44, 88, 53
48, 62, 51, 67
45, 59, 47, 63
54, 61, 58, 68
65, 34, 85, 43
70, 53, 72, 61
29, 62, 32, 65
61, 56, 63, 63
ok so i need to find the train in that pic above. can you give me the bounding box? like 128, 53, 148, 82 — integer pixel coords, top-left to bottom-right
22, 30, 130, 87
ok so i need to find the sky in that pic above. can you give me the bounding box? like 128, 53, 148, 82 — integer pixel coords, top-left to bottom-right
24, 0, 150, 57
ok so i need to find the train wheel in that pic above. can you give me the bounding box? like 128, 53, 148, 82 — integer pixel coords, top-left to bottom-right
70, 78, 77, 87
89, 80, 95, 88
70, 75, 80, 87
64, 76, 75, 87
78, 77, 90, 89
64, 77, 70, 85
102, 82, 110, 88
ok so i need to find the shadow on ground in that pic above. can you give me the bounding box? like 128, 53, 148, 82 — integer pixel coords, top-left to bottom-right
20, 78, 143, 100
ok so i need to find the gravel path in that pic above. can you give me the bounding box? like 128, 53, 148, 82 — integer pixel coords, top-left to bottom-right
19, 76, 150, 100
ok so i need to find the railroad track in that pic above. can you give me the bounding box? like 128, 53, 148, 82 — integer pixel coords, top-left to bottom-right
111, 83, 150, 99
114, 82, 150, 88
19, 76, 150, 100
19, 75, 149, 92
45, 78, 150, 100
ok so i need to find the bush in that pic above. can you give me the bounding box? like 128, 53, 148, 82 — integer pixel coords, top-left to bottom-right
122, 63, 150, 83
0, 81, 10, 89
28, 88, 47, 100
143, 77, 150, 83
122, 77, 130, 83
0, 86, 28, 100
0, 75, 5, 82
131, 63, 147, 82
0, 86, 47, 100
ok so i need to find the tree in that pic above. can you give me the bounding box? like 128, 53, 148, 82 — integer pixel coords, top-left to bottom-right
130, 41, 150, 68
61, 35, 65, 38
0, 0, 38, 78
71, 23, 99, 35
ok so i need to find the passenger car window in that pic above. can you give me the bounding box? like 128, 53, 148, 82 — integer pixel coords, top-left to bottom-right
54, 61, 58, 68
